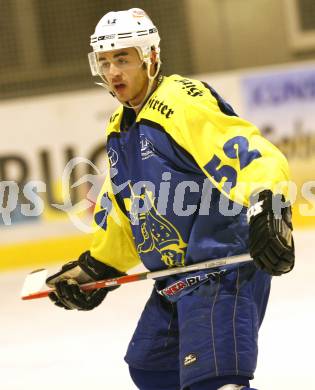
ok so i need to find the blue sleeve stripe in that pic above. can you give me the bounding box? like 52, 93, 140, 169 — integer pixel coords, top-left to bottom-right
202, 82, 238, 117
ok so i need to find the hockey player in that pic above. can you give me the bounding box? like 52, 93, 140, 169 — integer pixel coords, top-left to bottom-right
46, 8, 295, 390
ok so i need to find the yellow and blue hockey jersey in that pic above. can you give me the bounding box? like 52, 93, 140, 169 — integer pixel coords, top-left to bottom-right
90, 75, 290, 275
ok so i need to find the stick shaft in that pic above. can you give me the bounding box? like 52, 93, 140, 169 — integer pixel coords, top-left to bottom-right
22, 253, 252, 300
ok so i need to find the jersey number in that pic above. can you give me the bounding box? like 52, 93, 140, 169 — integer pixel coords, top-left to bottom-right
204, 136, 261, 192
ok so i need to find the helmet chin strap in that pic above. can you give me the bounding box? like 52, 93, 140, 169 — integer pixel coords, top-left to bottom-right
123, 61, 161, 111
96, 59, 161, 112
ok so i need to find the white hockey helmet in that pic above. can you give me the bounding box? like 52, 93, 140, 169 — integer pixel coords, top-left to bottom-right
88, 8, 161, 77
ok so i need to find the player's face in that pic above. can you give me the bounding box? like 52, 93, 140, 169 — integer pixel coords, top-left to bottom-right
96, 48, 149, 107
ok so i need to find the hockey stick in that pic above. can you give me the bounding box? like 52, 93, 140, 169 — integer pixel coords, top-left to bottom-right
21, 253, 252, 301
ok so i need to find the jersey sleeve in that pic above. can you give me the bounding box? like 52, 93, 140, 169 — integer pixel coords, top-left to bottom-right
89, 161, 140, 272
170, 83, 291, 206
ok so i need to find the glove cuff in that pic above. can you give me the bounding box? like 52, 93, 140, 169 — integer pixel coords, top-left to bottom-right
78, 251, 126, 281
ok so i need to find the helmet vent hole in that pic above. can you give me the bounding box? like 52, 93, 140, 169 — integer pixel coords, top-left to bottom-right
100, 45, 103, 49
137, 21, 141, 25
111, 43, 115, 47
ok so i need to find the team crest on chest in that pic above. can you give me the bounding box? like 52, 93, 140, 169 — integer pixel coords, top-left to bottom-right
128, 187, 187, 267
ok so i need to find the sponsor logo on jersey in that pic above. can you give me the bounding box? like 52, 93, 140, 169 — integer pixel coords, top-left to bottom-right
108, 147, 119, 167
175, 78, 204, 97
140, 134, 155, 160
183, 353, 197, 366
144, 97, 175, 119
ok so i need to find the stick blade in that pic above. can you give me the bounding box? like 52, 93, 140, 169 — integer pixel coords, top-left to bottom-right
21, 269, 48, 299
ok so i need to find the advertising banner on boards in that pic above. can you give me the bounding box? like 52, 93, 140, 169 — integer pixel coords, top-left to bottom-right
0, 89, 118, 269
241, 64, 315, 227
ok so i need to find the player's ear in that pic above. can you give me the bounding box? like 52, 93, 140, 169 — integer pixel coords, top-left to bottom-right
150, 48, 157, 65
149, 49, 158, 76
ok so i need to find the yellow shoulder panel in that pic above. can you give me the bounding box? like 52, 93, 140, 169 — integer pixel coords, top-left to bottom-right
106, 106, 124, 137
138, 75, 291, 206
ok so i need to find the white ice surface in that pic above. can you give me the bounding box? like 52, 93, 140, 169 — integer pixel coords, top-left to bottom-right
0, 229, 314, 390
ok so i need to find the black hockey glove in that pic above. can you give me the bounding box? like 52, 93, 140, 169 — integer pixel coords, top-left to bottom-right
46, 251, 125, 311
247, 190, 295, 276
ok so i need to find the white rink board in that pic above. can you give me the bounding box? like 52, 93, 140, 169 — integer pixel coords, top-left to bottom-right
0, 229, 314, 390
